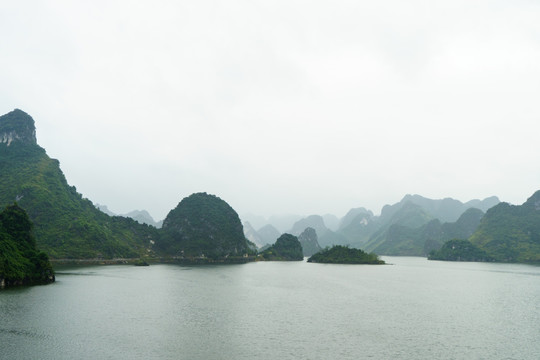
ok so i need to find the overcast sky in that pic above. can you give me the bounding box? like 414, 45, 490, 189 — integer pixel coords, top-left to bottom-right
1, 1, 539, 221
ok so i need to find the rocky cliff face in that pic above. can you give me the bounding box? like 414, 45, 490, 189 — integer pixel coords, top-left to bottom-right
298, 227, 322, 257
243, 221, 264, 248
0, 109, 37, 146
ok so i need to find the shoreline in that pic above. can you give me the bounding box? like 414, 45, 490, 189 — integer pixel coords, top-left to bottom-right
50, 256, 257, 266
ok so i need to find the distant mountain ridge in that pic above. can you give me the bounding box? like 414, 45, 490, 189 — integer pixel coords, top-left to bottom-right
243, 222, 281, 249
288, 215, 348, 248
338, 195, 499, 256
366, 208, 485, 256
95, 204, 163, 228
397, 194, 499, 223
122, 210, 163, 228
245, 194, 500, 257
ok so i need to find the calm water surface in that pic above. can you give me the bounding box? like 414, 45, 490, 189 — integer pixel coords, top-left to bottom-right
1, 257, 539, 360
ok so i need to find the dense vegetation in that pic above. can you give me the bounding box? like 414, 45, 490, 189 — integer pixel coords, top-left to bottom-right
0, 203, 54, 287
158, 192, 255, 259
468, 192, 540, 263
307, 245, 384, 264
259, 233, 303, 261
428, 239, 492, 262
0, 110, 159, 259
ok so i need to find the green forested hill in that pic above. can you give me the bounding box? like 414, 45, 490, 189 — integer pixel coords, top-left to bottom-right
158, 192, 255, 259
0, 110, 159, 259
259, 233, 303, 261
469, 191, 540, 263
0, 203, 55, 287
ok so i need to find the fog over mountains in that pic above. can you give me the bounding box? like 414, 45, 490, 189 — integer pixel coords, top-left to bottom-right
96, 204, 163, 228
2, 109, 538, 263
243, 194, 501, 256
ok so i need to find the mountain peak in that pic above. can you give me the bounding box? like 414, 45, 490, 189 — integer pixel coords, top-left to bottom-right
0, 109, 37, 146
523, 190, 540, 210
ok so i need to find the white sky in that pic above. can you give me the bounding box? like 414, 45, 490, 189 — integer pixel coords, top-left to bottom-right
1, 1, 539, 221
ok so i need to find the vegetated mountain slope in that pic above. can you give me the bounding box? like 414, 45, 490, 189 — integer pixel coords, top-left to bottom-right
0, 109, 159, 258
364, 207, 485, 256
0, 203, 55, 287
384, 194, 498, 223
469, 191, 540, 263
158, 192, 254, 258
363, 201, 434, 253
440, 208, 485, 242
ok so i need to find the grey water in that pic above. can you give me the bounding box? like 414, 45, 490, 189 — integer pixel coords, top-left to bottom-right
1, 257, 539, 360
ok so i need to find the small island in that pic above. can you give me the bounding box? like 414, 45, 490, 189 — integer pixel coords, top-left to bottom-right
259, 233, 303, 261
157, 192, 256, 263
307, 245, 385, 264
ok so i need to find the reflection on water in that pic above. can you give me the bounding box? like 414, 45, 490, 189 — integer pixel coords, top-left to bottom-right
1, 257, 539, 360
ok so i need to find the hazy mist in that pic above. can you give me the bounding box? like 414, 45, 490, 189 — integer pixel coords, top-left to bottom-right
1, 1, 539, 221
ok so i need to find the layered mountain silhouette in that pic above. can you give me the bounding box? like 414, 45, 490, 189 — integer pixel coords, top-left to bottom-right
2, 109, 535, 263
0, 110, 250, 260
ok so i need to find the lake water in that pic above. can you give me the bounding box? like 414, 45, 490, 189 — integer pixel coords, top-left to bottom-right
1, 257, 539, 360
